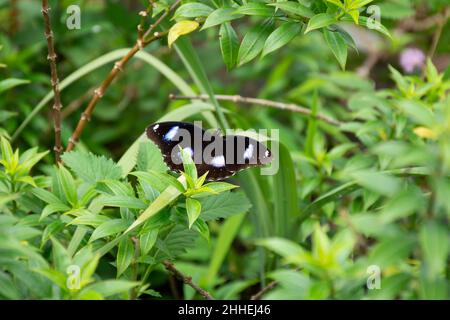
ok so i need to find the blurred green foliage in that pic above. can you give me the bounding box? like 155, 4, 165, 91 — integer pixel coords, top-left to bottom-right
0, 0, 449, 300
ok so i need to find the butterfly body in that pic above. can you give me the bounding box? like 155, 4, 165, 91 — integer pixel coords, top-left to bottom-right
146, 121, 272, 181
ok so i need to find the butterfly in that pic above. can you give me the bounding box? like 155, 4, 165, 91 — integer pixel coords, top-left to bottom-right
146, 121, 273, 181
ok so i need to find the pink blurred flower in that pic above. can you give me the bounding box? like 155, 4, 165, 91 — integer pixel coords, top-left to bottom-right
400, 48, 426, 73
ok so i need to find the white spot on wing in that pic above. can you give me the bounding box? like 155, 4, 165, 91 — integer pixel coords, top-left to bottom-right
265, 150, 270, 157
164, 126, 179, 141
243, 144, 254, 160
210, 155, 225, 167
153, 124, 159, 131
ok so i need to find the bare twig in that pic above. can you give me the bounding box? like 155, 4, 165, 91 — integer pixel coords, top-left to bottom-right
250, 280, 279, 300
41, 0, 63, 164
163, 260, 214, 300
427, 8, 449, 60
169, 94, 342, 126
66, 0, 182, 152
398, 6, 450, 32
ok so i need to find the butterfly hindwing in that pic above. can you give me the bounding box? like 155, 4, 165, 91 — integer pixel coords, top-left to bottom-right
146, 121, 272, 181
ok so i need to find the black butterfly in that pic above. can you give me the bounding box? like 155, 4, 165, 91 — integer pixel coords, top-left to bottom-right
146, 121, 273, 181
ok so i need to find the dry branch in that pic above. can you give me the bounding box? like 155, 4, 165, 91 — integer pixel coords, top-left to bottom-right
163, 260, 214, 300
169, 94, 342, 126
41, 0, 63, 164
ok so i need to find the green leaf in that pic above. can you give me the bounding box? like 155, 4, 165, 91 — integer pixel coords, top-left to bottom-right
419, 221, 449, 277
326, 0, 344, 9
272, 143, 298, 237
193, 218, 210, 242
347, 9, 359, 24
32, 188, 64, 205
305, 14, 336, 34
257, 237, 306, 258
237, 19, 273, 66
181, 147, 197, 183
234, 3, 276, 17
0, 136, 13, 164
323, 28, 348, 70
41, 203, 71, 220
219, 23, 239, 70
85, 280, 139, 298
341, 15, 391, 38
100, 195, 147, 210
262, 22, 302, 58
201, 8, 243, 30
199, 190, 251, 221
62, 151, 122, 183
191, 182, 239, 198
131, 171, 185, 193
369, 236, 415, 268
350, 170, 401, 196
174, 3, 214, 19
117, 237, 134, 277
57, 165, 78, 207
90, 219, 131, 242
268, 2, 314, 18
0, 78, 30, 93
186, 197, 202, 228
140, 229, 158, 256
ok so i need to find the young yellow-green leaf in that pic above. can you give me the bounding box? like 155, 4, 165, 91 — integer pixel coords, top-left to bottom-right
347, 9, 360, 24
168, 20, 199, 48
0, 136, 13, 164
195, 171, 209, 189
186, 197, 202, 228
237, 19, 273, 66
117, 237, 134, 277
347, 0, 374, 10
181, 147, 197, 183
268, 2, 314, 18
219, 23, 239, 70
323, 28, 348, 70
326, 0, 344, 9
262, 22, 302, 58
201, 182, 238, 194
201, 8, 243, 30
84, 280, 140, 298
305, 13, 336, 34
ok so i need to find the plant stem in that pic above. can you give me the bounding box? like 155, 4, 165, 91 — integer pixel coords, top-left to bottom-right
41, 0, 63, 164
169, 94, 342, 126
66, 0, 182, 151
163, 260, 215, 300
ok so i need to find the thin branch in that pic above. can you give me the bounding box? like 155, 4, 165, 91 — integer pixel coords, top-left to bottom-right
250, 280, 278, 300
9, 0, 19, 35
41, 0, 63, 164
169, 94, 342, 126
66, 0, 182, 152
163, 260, 214, 300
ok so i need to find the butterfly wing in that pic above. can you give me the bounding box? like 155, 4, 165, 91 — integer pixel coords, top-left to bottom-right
146, 121, 272, 181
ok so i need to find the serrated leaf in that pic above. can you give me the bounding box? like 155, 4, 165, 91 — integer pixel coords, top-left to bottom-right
199, 191, 251, 221
262, 22, 302, 58
168, 20, 199, 48
62, 151, 122, 183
